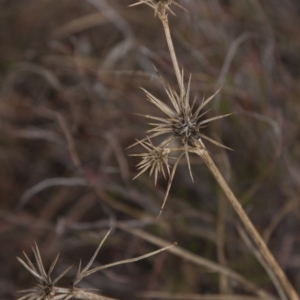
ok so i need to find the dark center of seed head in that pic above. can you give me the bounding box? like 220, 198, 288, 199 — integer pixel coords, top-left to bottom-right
173, 115, 198, 138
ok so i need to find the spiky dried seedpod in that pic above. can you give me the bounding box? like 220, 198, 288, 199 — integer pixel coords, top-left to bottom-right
130, 72, 232, 216
129, 138, 171, 185
17, 242, 72, 300
137, 73, 232, 179
17, 231, 175, 300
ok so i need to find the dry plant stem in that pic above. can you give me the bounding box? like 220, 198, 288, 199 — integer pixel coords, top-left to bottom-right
72, 290, 117, 300
56, 112, 83, 172
17, 232, 174, 300
160, 15, 185, 98
94, 187, 167, 226
216, 195, 229, 294
263, 198, 300, 244
117, 222, 276, 300
197, 148, 298, 300
237, 223, 288, 300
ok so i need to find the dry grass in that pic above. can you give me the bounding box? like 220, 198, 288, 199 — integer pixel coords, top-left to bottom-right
1, 0, 300, 299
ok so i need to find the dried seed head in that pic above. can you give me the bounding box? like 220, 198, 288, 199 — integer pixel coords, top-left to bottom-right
129, 72, 232, 215
130, 138, 170, 185
17, 243, 72, 300
140, 74, 231, 149
135, 72, 231, 183
18, 233, 174, 299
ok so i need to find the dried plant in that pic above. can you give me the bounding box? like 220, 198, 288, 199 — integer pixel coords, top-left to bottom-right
17, 230, 175, 300
130, 72, 231, 215
129, 1, 299, 300
139, 75, 231, 171
129, 0, 186, 18
129, 138, 171, 185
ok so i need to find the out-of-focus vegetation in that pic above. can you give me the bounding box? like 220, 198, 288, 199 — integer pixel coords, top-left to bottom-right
1, 0, 300, 299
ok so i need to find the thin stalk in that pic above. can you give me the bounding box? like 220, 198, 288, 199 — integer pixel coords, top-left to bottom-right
196, 148, 298, 300
73, 289, 117, 300
160, 15, 185, 99
216, 195, 230, 294
117, 222, 275, 300
237, 224, 288, 300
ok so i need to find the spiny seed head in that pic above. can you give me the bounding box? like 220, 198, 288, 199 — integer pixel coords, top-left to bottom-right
130, 139, 170, 185
173, 114, 198, 142
132, 71, 232, 189
16, 242, 73, 300
18, 233, 175, 299
139, 73, 231, 152
129, 72, 232, 216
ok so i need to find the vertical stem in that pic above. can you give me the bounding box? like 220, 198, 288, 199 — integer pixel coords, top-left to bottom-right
160, 16, 185, 99
197, 149, 298, 300
216, 195, 230, 294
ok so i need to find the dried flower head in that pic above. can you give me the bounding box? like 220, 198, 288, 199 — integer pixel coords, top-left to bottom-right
138, 73, 232, 179
130, 138, 170, 185
17, 242, 72, 300
17, 231, 175, 300
129, 0, 186, 18
130, 72, 231, 216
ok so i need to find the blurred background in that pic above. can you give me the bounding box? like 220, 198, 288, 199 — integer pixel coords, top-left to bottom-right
1, 0, 300, 299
